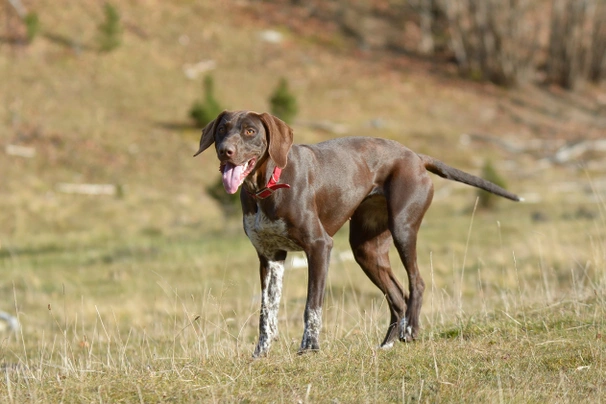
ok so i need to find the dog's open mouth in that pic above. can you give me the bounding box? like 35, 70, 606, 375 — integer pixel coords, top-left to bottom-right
220, 158, 256, 194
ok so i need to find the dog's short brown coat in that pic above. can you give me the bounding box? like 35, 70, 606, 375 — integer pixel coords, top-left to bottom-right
195, 110, 520, 357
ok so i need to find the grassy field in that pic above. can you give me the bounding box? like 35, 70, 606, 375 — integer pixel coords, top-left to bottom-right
1, 0, 605, 402
1, 204, 604, 402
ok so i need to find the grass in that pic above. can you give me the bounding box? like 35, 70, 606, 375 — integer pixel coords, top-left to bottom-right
1, 0, 605, 402
1, 202, 604, 402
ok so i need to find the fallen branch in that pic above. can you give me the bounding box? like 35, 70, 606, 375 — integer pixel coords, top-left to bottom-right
547, 139, 606, 163
5, 144, 35, 158
56, 183, 118, 196
463, 133, 606, 164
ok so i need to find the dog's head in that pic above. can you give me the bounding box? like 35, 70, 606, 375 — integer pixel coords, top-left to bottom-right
193, 110, 294, 194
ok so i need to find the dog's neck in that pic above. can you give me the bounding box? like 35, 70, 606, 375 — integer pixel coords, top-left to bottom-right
243, 157, 290, 199
244, 156, 271, 191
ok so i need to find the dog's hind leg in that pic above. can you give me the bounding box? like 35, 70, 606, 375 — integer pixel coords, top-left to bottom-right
387, 169, 434, 342
349, 199, 407, 348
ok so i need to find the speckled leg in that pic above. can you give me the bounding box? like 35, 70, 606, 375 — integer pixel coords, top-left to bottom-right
253, 256, 285, 357
298, 236, 333, 354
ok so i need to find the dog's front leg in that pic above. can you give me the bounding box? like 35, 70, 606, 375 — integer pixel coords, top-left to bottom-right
253, 253, 286, 357
299, 236, 333, 354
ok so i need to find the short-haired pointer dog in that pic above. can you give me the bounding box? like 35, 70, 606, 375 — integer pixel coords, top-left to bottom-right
194, 110, 521, 357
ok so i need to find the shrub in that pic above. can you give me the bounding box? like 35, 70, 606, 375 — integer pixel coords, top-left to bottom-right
189, 75, 224, 128
98, 3, 122, 52
546, 0, 606, 89
206, 177, 241, 219
438, 0, 605, 88
477, 159, 507, 210
269, 78, 298, 124
24, 12, 40, 43
441, 0, 538, 87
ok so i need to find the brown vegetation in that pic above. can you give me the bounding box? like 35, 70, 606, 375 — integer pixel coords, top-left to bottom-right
0, 0, 604, 401
262, 0, 606, 88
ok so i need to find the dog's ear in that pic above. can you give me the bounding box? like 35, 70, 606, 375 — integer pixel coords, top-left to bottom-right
256, 112, 293, 169
193, 111, 228, 157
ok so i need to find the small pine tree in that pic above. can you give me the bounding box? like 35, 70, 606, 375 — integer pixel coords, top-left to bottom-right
269, 78, 298, 124
23, 12, 40, 43
98, 3, 122, 52
206, 177, 241, 219
189, 75, 224, 128
477, 159, 507, 210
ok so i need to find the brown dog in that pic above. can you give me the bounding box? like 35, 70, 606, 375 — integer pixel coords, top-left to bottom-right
194, 110, 520, 357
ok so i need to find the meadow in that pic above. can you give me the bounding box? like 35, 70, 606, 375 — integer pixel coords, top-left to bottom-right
1, 201, 604, 402
1, 1, 605, 402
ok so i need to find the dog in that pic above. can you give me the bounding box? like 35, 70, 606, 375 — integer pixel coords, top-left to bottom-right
194, 110, 521, 357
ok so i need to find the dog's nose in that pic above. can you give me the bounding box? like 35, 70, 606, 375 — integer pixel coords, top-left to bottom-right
219, 145, 235, 159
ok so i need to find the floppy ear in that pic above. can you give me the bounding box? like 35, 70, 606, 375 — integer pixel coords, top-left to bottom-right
256, 112, 293, 169
193, 111, 228, 157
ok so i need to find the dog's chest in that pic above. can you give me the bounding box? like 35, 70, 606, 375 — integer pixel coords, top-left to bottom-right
244, 210, 302, 255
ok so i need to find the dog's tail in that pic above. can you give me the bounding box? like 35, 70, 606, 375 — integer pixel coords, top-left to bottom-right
418, 154, 522, 202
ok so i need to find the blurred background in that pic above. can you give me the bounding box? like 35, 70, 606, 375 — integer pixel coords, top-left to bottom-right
0, 0, 605, 338
1, 0, 605, 241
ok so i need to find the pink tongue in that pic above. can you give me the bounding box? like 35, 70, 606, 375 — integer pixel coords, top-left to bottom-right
222, 162, 245, 194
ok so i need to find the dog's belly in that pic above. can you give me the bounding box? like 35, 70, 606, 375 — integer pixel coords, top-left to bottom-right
244, 211, 303, 256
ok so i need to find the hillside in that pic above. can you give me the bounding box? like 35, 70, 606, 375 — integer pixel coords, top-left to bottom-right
1, 2, 605, 402
1, 0, 604, 240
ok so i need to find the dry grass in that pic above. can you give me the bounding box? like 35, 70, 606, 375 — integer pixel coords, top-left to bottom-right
1, 203, 604, 402
1, 0, 605, 402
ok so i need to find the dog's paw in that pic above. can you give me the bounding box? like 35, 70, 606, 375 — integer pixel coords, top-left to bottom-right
379, 341, 395, 350
252, 349, 266, 359
253, 340, 271, 358
297, 345, 320, 355
399, 318, 416, 342
298, 334, 320, 354
401, 327, 414, 343
296, 348, 319, 355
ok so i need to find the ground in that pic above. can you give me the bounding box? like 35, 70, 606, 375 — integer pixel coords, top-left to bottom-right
0, 1, 604, 402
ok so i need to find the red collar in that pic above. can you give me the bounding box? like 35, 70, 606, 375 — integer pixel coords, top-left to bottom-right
246, 166, 291, 199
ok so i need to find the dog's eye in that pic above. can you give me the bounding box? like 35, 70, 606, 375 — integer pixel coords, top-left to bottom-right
245, 128, 256, 136
217, 127, 225, 135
